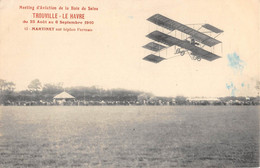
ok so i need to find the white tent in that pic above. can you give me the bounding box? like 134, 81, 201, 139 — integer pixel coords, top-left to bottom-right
53, 91, 75, 105
53, 91, 75, 99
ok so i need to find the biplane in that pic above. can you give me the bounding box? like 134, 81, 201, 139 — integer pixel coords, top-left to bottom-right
143, 14, 223, 63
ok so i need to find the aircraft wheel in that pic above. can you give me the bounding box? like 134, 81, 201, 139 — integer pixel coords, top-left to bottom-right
192, 55, 197, 60
175, 48, 180, 54
180, 51, 185, 56
197, 57, 201, 61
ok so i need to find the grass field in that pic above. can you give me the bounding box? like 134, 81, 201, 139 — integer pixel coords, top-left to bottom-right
0, 106, 259, 167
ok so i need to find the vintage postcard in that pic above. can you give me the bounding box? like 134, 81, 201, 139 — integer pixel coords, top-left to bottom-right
0, 0, 259, 167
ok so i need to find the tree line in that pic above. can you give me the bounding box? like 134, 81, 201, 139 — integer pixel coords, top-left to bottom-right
0, 78, 259, 105
0, 79, 147, 104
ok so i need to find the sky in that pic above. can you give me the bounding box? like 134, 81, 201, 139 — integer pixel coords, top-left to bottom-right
0, 0, 259, 97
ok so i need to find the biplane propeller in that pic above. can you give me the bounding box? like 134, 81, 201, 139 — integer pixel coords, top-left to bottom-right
143, 14, 223, 63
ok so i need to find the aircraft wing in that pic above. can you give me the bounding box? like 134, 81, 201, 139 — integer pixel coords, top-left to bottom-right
147, 31, 221, 61
143, 42, 166, 52
143, 54, 165, 63
146, 30, 179, 46
202, 24, 223, 33
147, 14, 222, 47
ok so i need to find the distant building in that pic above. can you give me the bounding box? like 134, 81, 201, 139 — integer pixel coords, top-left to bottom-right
187, 97, 221, 105
53, 91, 75, 105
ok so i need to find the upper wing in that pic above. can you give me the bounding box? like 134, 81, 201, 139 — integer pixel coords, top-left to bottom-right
147, 31, 221, 61
147, 14, 222, 47
202, 24, 223, 33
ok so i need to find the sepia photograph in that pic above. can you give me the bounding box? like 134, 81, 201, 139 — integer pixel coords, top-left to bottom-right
0, 0, 259, 167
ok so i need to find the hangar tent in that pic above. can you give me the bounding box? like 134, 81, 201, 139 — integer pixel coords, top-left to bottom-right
53, 91, 75, 105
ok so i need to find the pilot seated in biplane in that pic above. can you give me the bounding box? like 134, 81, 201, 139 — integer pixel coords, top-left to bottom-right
190, 39, 200, 46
